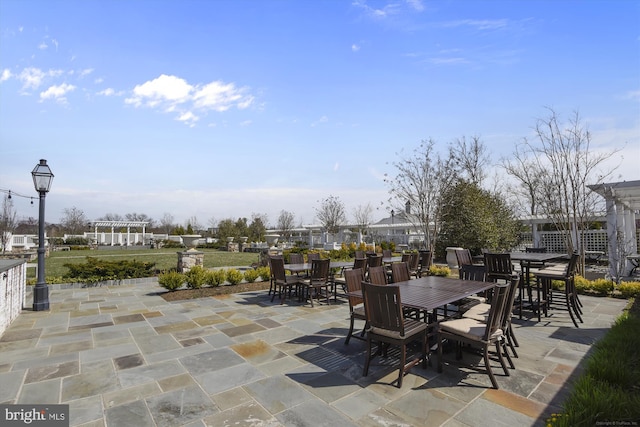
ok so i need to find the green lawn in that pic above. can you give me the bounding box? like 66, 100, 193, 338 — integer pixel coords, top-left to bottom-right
28, 248, 262, 280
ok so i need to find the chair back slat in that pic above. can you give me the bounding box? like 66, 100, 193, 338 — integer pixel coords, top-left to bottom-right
345, 268, 365, 307
289, 253, 304, 264
269, 256, 286, 282
484, 253, 513, 282
566, 252, 580, 277
353, 257, 367, 271
367, 254, 383, 268
419, 251, 432, 274
310, 258, 330, 283
362, 282, 404, 335
390, 262, 410, 283
355, 250, 366, 259
382, 249, 393, 258
409, 252, 420, 272
458, 264, 486, 281
368, 266, 388, 285
306, 252, 320, 262
455, 249, 474, 267
484, 283, 509, 341
502, 274, 520, 329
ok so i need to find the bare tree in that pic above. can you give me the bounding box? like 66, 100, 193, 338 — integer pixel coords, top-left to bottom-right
61, 206, 89, 235
500, 141, 545, 216
315, 195, 346, 238
449, 135, 490, 185
0, 195, 17, 254
125, 212, 155, 228
385, 139, 457, 251
185, 216, 203, 233
277, 210, 296, 243
352, 203, 373, 243
99, 213, 124, 221
503, 108, 619, 274
159, 213, 175, 234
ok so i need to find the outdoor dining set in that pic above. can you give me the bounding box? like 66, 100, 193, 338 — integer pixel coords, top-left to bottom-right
267, 248, 582, 389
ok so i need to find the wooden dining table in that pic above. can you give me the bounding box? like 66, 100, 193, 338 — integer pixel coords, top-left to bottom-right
348, 276, 495, 323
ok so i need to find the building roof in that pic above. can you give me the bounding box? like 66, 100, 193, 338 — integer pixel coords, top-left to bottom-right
589, 180, 640, 211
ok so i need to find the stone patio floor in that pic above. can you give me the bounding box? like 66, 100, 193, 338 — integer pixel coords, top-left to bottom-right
0, 279, 628, 426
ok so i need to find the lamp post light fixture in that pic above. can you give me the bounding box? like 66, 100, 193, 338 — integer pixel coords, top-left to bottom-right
31, 159, 54, 311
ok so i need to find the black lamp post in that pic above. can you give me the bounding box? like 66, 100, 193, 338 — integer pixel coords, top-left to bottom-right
32, 159, 54, 311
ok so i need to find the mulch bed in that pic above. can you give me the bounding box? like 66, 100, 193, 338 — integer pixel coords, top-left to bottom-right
160, 281, 271, 302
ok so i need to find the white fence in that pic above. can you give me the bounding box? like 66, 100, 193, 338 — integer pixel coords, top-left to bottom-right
517, 230, 609, 253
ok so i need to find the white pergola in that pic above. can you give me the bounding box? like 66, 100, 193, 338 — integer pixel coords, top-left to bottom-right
589, 180, 640, 277
90, 221, 149, 246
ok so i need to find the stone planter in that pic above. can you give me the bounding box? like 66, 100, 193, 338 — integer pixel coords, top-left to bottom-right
265, 234, 280, 247
182, 235, 202, 250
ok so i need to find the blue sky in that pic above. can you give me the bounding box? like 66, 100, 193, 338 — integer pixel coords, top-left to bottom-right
1, 0, 638, 227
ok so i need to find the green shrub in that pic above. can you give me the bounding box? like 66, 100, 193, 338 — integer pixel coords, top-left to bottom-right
63, 257, 155, 283
256, 266, 271, 281
226, 268, 244, 285
184, 266, 207, 289
161, 239, 184, 248
65, 237, 89, 246
158, 271, 185, 291
617, 281, 640, 299
589, 278, 615, 296
244, 268, 260, 283
205, 269, 226, 287
429, 265, 451, 277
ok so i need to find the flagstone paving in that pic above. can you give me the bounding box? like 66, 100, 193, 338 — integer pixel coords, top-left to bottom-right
0, 280, 628, 426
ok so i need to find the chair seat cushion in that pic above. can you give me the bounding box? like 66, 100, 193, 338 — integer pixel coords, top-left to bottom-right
439, 317, 502, 341
463, 303, 490, 321
370, 318, 427, 340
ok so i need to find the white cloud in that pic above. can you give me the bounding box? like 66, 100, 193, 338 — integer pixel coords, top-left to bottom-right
240, 120, 252, 126
97, 88, 115, 96
18, 67, 46, 89
125, 74, 254, 126
39, 83, 76, 103
406, 0, 424, 12
125, 74, 193, 107
0, 69, 12, 82
177, 111, 199, 126
79, 68, 94, 78
352, 44, 360, 52
38, 42, 48, 50
311, 115, 329, 127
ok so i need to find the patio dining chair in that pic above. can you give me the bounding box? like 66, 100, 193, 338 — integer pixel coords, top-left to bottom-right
344, 268, 367, 345
391, 262, 423, 321
417, 250, 432, 277
288, 253, 305, 277
361, 282, 428, 388
366, 254, 383, 281
437, 282, 510, 389
269, 256, 303, 304
534, 252, 582, 327
301, 258, 331, 307
333, 257, 367, 298
367, 266, 388, 285
462, 274, 521, 359
455, 249, 475, 267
